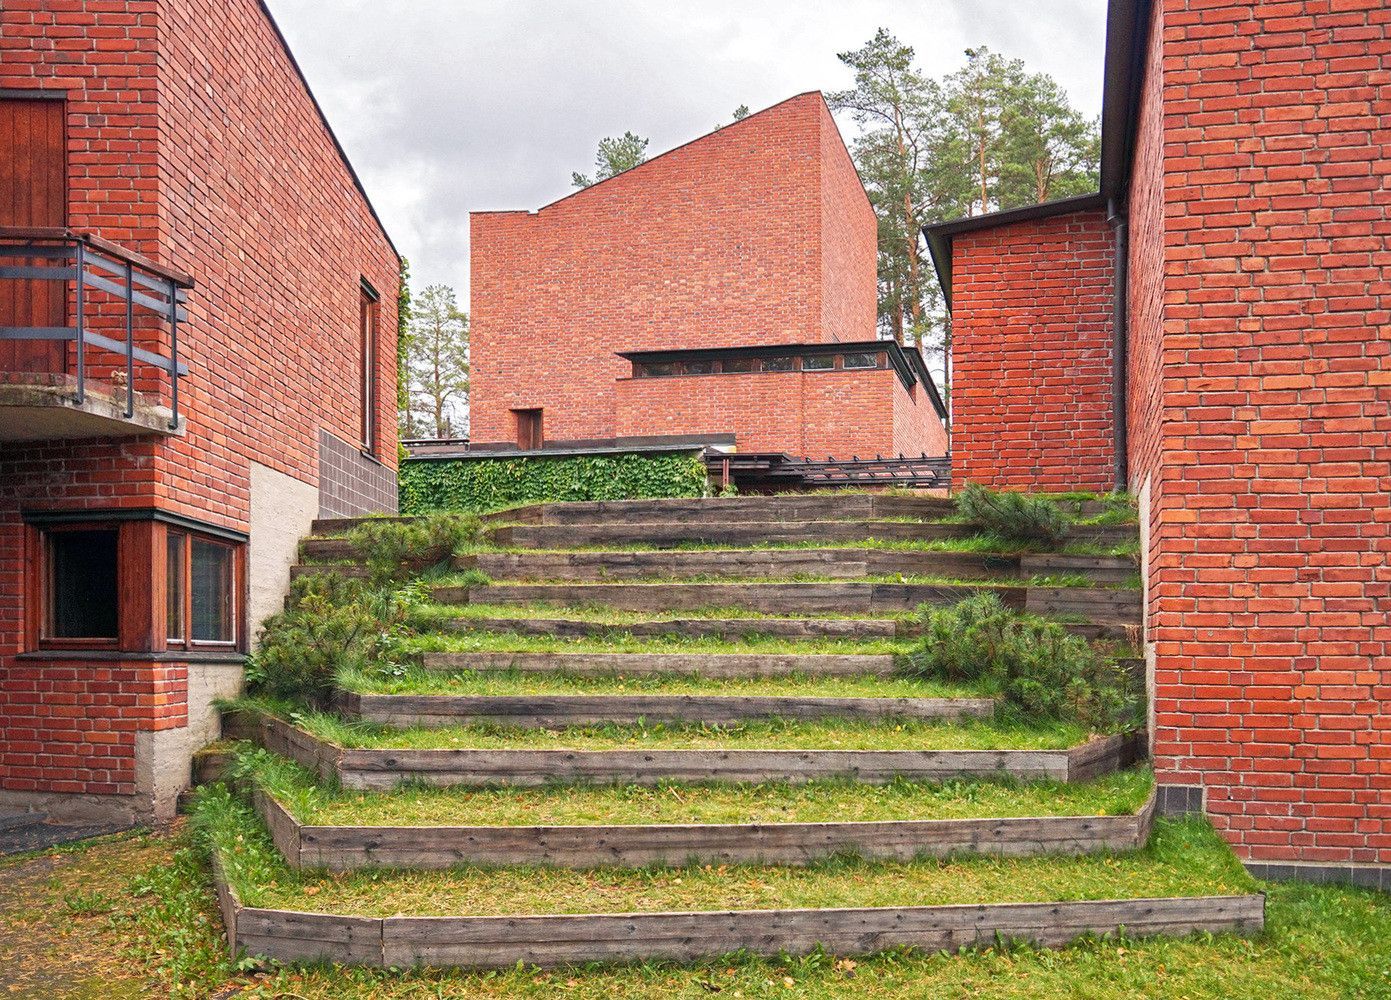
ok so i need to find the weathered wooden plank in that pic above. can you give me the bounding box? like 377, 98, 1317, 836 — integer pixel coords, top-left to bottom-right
1067, 732, 1146, 782
444, 616, 902, 641
869, 583, 1027, 612
236, 907, 383, 964
337, 691, 996, 728
419, 651, 896, 678
377, 895, 1264, 969
291, 562, 369, 581
255, 788, 303, 866
459, 582, 881, 614
1025, 586, 1142, 620
333, 747, 1077, 790
491, 520, 974, 548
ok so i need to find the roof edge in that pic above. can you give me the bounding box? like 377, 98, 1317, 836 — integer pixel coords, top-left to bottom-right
256, 1, 401, 262
922, 193, 1107, 310
1100, 0, 1155, 202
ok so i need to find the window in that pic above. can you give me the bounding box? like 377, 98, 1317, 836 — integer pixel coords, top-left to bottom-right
44, 528, 119, 641
166, 530, 238, 647
843, 352, 881, 369
638, 362, 675, 378
682, 360, 715, 375
514, 408, 543, 450
720, 357, 756, 374
359, 281, 380, 455
802, 354, 834, 371
760, 356, 794, 373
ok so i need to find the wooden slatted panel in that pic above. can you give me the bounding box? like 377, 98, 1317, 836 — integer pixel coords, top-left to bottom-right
0, 96, 65, 373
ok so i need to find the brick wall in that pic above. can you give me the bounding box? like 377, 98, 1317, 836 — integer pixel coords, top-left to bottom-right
469, 93, 882, 451
950, 209, 1116, 492
1141, 0, 1391, 866
0, 0, 398, 815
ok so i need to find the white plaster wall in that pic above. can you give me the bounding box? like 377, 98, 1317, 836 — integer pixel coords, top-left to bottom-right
248, 461, 319, 646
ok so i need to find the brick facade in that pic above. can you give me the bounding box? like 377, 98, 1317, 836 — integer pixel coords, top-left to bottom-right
0, 0, 399, 820
949, 209, 1116, 492
938, 0, 1391, 871
470, 92, 944, 459
1135, 0, 1391, 867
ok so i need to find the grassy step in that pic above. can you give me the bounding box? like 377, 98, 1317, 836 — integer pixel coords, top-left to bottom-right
251, 752, 1155, 828
492, 495, 956, 526
211, 800, 1253, 919
334, 690, 995, 729
418, 650, 898, 679
247, 756, 1156, 869
489, 519, 975, 548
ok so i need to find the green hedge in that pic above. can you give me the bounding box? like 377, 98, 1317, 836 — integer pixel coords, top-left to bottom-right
398, 451, 710, 514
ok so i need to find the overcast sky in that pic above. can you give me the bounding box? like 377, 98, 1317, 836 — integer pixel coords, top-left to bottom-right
268, 0, 1109, 303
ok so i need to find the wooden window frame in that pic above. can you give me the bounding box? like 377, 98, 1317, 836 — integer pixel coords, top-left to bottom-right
33, 522, 122, 651
165, 528, 244, 652
359, 279, 380, 456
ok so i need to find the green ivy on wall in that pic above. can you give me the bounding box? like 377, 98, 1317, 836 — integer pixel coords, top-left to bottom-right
399, 451, 710, 514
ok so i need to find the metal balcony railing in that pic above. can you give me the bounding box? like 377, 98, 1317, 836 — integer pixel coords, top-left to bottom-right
0, 226, 192, 429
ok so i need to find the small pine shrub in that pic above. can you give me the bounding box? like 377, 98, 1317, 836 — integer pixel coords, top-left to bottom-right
905, 592, 1140, 732
245, 574, 427, 705
956, 483, 1069, 545
345, 513, 484, 585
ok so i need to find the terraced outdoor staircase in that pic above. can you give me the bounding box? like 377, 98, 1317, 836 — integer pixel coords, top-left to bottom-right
205, 492, 1264, 970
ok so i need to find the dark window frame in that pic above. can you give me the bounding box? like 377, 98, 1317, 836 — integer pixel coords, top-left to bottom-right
359, 279, 380, 456
39, 523, 121, 649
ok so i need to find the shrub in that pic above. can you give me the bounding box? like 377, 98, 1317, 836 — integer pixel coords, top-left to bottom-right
956, 484, 1069, 545
904, 592, 1139, 732
245, 574, 426, 705
345, 512, 484, 585
398, 451, 710, 514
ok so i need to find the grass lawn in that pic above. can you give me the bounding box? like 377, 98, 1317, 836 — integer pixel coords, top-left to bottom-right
245, 750, 1154, 827
401, 629, 913, 657
292, 708, 1092, 752
3, 816, 1387, 999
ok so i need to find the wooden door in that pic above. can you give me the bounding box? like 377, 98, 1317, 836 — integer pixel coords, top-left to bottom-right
0, 96, 66, 373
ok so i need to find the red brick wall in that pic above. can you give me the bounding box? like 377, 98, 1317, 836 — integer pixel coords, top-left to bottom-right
950, 210, 1116, 491
1142, 0, 1391, 866
469, 93, 880, 449
0, 0, 398, 810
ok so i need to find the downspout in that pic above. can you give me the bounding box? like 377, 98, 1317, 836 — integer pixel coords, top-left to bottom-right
1107, 199, 1129, 490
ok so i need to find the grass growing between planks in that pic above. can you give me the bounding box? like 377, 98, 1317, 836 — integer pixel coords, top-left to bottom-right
335, 664, 971, 700
240, 748, 1154, 827
284, 705, 1093, 752
7, 811, 1390, 999
199, 787, 1249, 917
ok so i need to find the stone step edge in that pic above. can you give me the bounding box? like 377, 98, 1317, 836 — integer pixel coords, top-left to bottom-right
331, 689, 997, 728
220, 708, 1146, 790
252, 783, 1156, 871
212, 845, 1263, 970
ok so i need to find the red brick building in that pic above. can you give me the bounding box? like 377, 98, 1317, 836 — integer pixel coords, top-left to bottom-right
929, 0, 1390, 883
469, 93, 948, 460
0, 0, 399, 823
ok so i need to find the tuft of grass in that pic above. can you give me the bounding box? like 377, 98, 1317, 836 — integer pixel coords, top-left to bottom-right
956, 485, 1069, 545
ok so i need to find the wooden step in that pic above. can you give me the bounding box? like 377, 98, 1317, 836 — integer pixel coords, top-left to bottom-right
290, 562, 369, 580
255, 785, 1154, 871
224, 710, 1143, 791
466, 548, 1030, 583
489, 520, 974, 548
333, 690, 994, 728
419, 650, 897, 679
509, 495, 957, 525
440, 581, 1036, 615
443, 615, 903, 640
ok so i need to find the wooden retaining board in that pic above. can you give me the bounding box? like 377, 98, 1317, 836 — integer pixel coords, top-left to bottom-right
216, 866, 1264, 969
443, 581, 1033, 615
469, 548, 1026, 583
333, 690, 996, 728
490, 520, 976, 548
257, 785, 1157, 871
444, 616, 903, 640
419, 650, 897, 679
231, 709, 1143, 792
524, 495, 956, 525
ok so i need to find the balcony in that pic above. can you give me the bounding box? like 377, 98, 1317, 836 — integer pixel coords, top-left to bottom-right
0, 227, 191, 442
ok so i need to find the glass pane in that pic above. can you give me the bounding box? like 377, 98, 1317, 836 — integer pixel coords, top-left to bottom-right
642, 362, 674, 377
191, 539, 234, 643
682, 360, 714, 375
843, 352, 879, 369
720, 358, 755, 374
761, 357, 793, 372
47, 530, 119, 639
166, 533, 185, 641
802, 355, 834, 371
